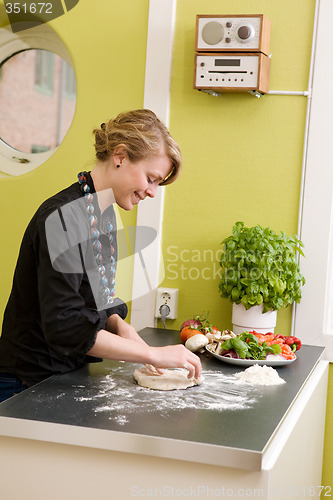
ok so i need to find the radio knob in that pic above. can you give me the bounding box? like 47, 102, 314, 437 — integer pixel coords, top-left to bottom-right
225, 37, 231, 43
238, 25, 252, 40
202, 21, 224, 45
226, 21, 232, 28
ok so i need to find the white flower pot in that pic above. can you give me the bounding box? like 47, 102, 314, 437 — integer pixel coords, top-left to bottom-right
232, 303, 277, 334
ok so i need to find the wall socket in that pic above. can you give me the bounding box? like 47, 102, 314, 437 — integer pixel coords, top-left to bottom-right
155, 287, 179, 319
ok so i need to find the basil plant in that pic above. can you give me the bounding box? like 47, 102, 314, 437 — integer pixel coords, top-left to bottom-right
218, 222, 305, 312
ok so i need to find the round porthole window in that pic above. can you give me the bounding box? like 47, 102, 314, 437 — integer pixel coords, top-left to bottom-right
0, 23, 77, 176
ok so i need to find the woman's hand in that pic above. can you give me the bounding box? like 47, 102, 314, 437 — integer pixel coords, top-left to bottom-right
113, 319, 202, 379
147, 344, 202, 380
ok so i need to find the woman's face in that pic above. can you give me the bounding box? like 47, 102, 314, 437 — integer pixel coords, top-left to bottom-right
110, 151, 172, 211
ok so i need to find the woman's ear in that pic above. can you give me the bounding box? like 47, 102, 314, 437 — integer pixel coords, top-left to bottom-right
112, 144, 127, 167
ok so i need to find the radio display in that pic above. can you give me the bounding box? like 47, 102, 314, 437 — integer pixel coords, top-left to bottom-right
215, 59, 241, 67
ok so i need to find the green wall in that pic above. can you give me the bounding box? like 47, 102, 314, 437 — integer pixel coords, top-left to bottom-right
0, 0, 149, 320
162, 0, 314, 333
162, 0, 332, 491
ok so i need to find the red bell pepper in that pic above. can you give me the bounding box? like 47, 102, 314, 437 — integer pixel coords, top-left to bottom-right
284, 336, 302, 351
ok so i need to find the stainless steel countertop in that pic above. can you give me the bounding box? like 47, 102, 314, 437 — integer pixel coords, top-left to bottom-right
0, 328, 325, 470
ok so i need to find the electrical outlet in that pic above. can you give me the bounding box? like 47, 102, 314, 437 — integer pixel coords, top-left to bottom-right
155, 287, 179, 319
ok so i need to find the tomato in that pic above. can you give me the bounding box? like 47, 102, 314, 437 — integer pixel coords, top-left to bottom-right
180, 326, 204, 344
201, 322, 220, 335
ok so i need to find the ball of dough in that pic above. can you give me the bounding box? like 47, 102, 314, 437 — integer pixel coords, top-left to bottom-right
133, 366, 203, 391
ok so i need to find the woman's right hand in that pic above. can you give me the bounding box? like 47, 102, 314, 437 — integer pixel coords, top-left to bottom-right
148, 344, 202, 380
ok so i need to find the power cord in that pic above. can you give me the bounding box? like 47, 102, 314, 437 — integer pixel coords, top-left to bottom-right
159, 304, 170, 329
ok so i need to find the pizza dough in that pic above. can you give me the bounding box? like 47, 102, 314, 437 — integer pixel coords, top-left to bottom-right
133, 366, 203, 391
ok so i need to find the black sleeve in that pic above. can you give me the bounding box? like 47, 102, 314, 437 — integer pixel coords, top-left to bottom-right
105, 298, 128, 320
36, 205, 111, 357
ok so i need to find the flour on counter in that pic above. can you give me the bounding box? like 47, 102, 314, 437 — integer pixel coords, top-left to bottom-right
235, 365, 286, 385
114, 414, 129, 426
73, 365, 259, 422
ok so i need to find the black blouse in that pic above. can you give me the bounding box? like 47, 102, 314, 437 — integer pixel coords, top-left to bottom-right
0, 173, 127, 386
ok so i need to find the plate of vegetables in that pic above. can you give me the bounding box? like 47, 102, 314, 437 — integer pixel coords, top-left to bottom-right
206, 331, 301, 367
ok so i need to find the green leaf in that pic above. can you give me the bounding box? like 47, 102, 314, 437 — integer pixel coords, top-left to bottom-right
218, 222, 305, 311
231, 287, 240, 301
270, 343, 282, 354
221, 337, 249, 359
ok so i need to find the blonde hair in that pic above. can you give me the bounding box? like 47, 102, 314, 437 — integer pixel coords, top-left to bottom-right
93, 109, 182, 185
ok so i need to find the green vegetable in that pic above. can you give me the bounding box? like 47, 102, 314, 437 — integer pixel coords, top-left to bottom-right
218, 222, 306, 312
222, 337, 249, 359
221, 331, 282, 360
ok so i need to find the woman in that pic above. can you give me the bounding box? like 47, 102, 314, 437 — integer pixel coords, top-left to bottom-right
0, 109, 201, 402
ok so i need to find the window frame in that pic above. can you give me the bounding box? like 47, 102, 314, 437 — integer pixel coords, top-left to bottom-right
34, 49, 54, 94
0, 22, 75, 176
63, 60, 76, 100
294, 0, 333, 360
130, 0, 177, 331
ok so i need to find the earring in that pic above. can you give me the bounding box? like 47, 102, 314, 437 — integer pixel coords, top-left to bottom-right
116, 164, 120, 168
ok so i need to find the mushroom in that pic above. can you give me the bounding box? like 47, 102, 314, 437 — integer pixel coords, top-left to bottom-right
185, 334, 209, 352
215, 343, 225, 355
220, 334, 232, 341
206, 331, 222, 342
206, 343, 217, 353
221, 329, 236, 339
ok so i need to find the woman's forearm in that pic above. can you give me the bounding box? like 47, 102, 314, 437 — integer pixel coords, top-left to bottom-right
106, 314, 148, 345
86, 329, 202, 379
86, 329, 151, 363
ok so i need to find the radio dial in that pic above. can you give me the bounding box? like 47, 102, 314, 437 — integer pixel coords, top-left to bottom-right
201, 21, 224, 45
237, 24, 254, 41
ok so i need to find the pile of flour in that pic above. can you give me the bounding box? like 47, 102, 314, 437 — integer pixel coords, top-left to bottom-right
235, 365, 285, 386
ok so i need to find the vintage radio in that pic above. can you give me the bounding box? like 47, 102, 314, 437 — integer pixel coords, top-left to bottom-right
195, 15, 271, 55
